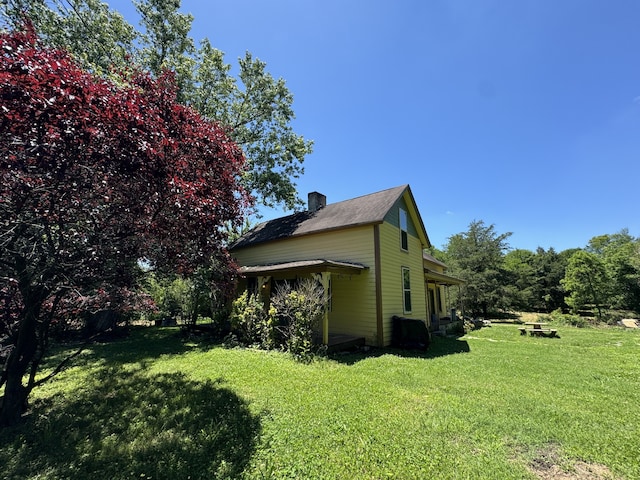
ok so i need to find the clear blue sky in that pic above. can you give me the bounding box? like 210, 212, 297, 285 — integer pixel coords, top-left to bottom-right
108, 0, 640, 252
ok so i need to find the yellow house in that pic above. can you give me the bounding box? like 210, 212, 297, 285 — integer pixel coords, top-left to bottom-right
230, 185, 461, 347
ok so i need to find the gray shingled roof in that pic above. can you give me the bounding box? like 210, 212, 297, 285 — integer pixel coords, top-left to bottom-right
239, 259, 368, 275
231, 185, 409, 250
423, 252, 448, 269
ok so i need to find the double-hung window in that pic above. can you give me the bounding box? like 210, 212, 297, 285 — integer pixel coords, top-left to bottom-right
402, 267, 412, 313
399, 208, 408, 251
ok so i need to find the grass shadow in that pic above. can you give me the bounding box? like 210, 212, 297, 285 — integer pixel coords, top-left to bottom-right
0, 367, 261, 479
43, 326, 223, 373
330, 335, 470, 365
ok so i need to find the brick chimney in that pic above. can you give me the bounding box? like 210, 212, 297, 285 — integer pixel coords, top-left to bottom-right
308, 191, 326, 212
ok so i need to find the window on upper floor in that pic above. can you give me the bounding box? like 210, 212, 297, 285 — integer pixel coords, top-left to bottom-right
399, 208, 408, 251
402, 267, 412, 313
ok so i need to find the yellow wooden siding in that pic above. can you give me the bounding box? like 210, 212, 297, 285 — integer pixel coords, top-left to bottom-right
378, 222, 428, 346
330, 271, 377, 344
232, 226, 379, 344
424, 260, 445, 274
233, 225, 374, 266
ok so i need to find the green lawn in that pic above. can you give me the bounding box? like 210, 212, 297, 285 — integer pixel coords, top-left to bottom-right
1, 323, 639, 479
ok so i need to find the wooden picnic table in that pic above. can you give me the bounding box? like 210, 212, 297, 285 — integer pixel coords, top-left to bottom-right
519, 322, 557, 337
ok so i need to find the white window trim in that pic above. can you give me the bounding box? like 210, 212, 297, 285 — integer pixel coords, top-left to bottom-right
399, 208, 408, 252
402, 266, 412, 314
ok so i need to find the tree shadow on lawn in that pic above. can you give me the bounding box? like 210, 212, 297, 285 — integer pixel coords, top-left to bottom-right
100, 325, 217, 363
0, 367, 261, 480
330, 335, 470, 365
44, 326, 223, 371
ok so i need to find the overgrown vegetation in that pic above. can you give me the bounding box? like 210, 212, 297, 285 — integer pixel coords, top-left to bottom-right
229, 290, 275, 349
546, 309, 592, 328
229, 279, 327, 361
1, 324, 638, 479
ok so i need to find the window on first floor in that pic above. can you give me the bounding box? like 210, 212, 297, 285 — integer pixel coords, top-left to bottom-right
402, 267, 411, 313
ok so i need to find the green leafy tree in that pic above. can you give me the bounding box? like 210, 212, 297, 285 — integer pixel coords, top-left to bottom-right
631, 242, 640, 294
532, 247, 571, 312
444, 220, 512, 317
1, 0, 313, 211
1, 0, 136, 74
134, 0, 195, 101
587, 230, 640, 311
501, 247, 573, 313
191, 44, 312, 209
502, 249, 537, 311
146, 256, 239, 326
134, 0, 312, 209
561, 250, 609, 319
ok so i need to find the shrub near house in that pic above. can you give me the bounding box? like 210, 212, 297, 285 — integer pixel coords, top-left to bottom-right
230, 279, 326, 360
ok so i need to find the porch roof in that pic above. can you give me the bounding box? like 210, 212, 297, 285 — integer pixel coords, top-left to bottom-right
424, 268, 464, 286
240, 259, 368, 276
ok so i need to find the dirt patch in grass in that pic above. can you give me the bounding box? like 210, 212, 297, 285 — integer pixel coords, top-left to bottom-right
528, 444, 617, 480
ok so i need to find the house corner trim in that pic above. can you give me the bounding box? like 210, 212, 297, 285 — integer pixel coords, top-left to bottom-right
374, 224, 383, 346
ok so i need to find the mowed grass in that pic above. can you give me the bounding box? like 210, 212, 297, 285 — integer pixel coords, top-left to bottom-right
1, 324, 639, 479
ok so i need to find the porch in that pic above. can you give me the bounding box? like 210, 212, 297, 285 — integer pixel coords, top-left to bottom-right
424, 267, 464, 333
239, 259, 369, 346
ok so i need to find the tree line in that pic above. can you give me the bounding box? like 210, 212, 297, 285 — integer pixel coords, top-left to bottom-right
435, 221, 640, 320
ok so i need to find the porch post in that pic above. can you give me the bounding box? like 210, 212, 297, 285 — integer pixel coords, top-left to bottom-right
320, 272, 330, 345
424, 278, 430, 329
257, 276, 271, 290
257, 276, 271, 299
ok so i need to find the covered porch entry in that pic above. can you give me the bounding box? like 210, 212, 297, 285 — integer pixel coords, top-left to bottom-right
424, 268, 464, 332
239, 259, 368, 349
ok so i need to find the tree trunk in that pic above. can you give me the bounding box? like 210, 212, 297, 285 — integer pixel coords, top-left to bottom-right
587, 277, 603, 321
0, 311, 38, 427
0, 366, 30, 427
0, 318, 37, 427
1, 256, 41, 427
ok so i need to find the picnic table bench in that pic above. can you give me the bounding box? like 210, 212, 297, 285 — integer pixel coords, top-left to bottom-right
519, 322, 558, 337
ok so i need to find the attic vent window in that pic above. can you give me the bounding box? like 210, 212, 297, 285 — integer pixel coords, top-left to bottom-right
399, 208, 408, 251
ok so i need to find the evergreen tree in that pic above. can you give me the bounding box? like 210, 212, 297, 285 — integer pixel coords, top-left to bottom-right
445, 220, 512, 317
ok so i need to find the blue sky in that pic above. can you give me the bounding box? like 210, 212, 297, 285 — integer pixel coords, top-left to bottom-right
108, 0, 640, 252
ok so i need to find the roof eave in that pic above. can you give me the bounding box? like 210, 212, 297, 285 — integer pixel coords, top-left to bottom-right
424, 268, 464, 285
240, 259, 369, 276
